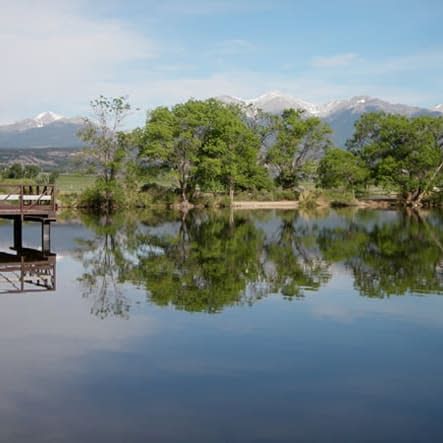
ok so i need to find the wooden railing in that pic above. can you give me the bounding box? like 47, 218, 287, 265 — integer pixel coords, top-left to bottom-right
0, 184, 56, 215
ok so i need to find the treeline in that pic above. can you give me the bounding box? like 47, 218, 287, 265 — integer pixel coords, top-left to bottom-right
0, 163, 59, 184
77, 96, 443, 210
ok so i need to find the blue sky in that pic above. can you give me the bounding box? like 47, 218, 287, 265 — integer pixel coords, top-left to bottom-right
1, 0, 442, 124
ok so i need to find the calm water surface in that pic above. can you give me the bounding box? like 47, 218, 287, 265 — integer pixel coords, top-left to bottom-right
0, 208, 443, 442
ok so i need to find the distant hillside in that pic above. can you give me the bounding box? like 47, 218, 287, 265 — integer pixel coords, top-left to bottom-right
0, 112, 84, 149
0, 147, 81, 171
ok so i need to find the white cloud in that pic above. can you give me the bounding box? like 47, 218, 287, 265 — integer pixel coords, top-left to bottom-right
0, 0, 155, 123
1, 1, 441, 125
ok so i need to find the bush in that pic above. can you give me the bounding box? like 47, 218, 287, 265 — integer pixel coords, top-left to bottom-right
139, 183, 182, 207
78, 179, 125, 211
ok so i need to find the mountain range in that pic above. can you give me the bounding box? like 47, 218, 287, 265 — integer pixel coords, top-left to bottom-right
0, 94, 442, 150
217, 92, 443, 146
0, 112, 84, 149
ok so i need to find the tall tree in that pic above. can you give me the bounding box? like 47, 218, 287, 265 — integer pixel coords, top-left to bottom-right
347, 112, 443, 205
266, 109, 332, 189
136, 100, 208, 205
78, 95, 131, 209
196, 99, 270, 202
136, 99, 269, 204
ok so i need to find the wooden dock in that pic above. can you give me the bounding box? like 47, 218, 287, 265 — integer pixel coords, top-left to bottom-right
0, 185, 57, 292
0, 184, 56, 220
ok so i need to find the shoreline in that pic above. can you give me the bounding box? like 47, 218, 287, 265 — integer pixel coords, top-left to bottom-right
58, 197, 405, 212
231, 200, 299, 209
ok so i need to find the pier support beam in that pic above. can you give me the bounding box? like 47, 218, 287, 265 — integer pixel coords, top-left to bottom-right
13, 217, 22, 252
41, 221, 51, 254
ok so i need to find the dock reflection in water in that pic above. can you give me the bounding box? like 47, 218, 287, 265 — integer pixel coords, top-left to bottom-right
0, 248, 56, 293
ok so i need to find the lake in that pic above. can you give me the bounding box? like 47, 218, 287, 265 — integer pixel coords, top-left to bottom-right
0, 208, 442, 442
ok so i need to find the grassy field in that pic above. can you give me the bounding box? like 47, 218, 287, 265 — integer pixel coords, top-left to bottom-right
56, 174, 96, 193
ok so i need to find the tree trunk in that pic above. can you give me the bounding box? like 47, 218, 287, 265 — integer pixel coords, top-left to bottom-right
229, 184, 234, 206
181, 188, 188, 205
179, 177, 189, 206
415, 160, 443, 206
404, 189, 423, 207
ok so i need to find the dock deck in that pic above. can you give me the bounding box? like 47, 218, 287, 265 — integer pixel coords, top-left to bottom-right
0, 184, 56, 219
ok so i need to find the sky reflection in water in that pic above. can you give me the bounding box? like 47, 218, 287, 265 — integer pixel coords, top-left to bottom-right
0, 208, 442, 442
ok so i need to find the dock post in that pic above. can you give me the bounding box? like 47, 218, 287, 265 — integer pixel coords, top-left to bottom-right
41, 221, 51, 254
13, 216, 22, 252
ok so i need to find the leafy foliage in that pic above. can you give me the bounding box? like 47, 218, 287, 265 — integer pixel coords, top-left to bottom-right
347, 112, 443, 203
317, 147, 369, 190
2, 163, 41, 179
136, 99, 270, 203
78, 96, 132, 210
266, 109, 332, 189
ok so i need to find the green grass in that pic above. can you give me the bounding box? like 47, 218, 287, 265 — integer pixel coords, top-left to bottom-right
56, 174, 96, 193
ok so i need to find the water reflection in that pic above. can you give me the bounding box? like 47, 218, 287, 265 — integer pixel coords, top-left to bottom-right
0, 247, 56, 293
317, 210, 443, 297
75, 212, 136, 318
73, 208, 443, 318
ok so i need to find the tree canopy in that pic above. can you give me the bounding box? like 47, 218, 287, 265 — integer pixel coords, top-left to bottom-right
347, 112, 443, 204
266, 109, 332, 189
78, 95, 132, 210
317, 147, 369, 190
136, 99, 270, 203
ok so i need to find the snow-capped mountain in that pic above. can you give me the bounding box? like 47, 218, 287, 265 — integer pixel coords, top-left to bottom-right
0, 111, 65, 133
34, 111, 64, 127
0, 112, 84, 149
319, 96, 436, 146
217, 92, 319, 115
218, 92, 435, 118
248, 91, 319, 115
217, 92, 441, 146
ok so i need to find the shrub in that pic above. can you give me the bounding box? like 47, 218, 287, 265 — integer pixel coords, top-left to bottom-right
78, 179, 125, 211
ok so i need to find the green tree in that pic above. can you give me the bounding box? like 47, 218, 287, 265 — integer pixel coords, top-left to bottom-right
78, 95, 131, 210
266, 109, 332, 189
136, 99, 269, 204
317, 147, 369, 190
347, 112, 443, 205
23, 165, 41, 179
136, 100, 207, 205
4, 163, 24, 179
49, 171, 60, 184
195, 99, 270, 202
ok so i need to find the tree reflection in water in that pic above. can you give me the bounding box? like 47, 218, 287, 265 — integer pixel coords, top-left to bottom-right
262, 212, 330, 298
74, 208, 443, 317
75, 212, 134, 319
317, 209, 443, 297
